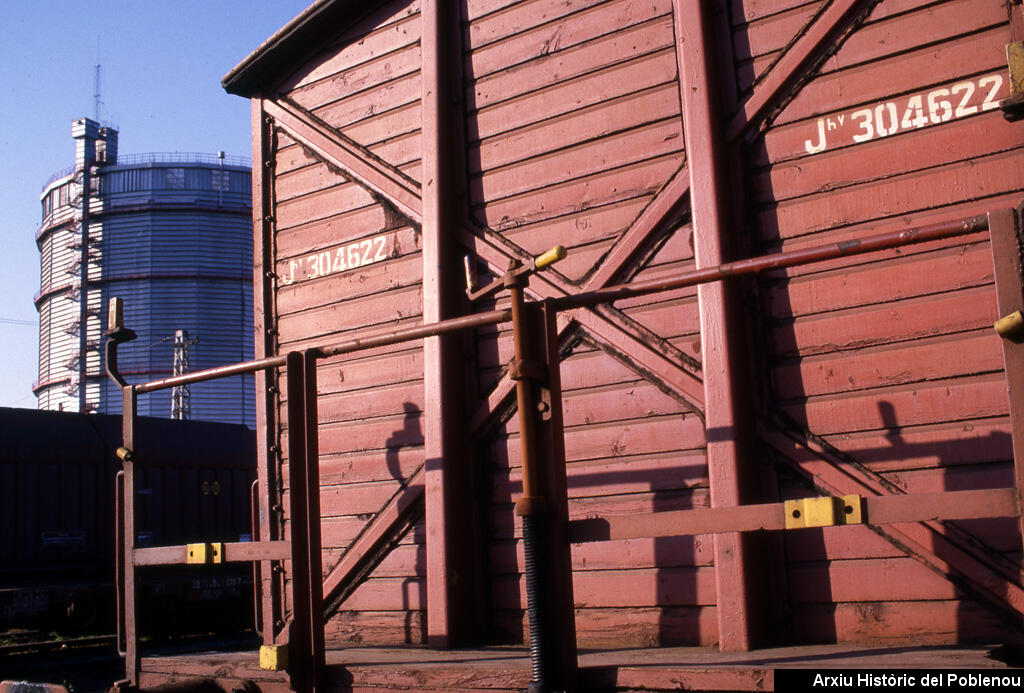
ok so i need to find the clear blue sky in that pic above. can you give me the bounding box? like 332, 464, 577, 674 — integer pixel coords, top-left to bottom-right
0, 1, 311, 408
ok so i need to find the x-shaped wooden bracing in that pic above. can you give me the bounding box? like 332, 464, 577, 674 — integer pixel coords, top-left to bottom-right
264, 97, 704, 430
268, 0, 1024, 627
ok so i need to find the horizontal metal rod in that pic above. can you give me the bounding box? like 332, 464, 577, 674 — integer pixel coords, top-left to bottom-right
130, 215, 987, 394
135, 354, 288, 394
317, 308, 511, 358
552, 214, 989, 311
133, 309, 511, 394
568, 487, 1019, 543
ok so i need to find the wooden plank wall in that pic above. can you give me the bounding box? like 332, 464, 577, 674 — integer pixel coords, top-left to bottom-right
271, 0, 429, 645
260, 0, 1023, 651
738, 0, 1023, 642
462, 0, 713, 647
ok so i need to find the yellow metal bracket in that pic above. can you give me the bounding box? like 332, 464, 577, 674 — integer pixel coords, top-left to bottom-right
784, 495, 863, 530
260, 644, 288, 671
186, 542, 224, 564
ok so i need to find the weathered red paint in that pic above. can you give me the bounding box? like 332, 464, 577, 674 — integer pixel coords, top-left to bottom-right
110, 0, 1024, 686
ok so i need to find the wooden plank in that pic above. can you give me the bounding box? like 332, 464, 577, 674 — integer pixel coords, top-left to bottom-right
789, 557, 960, 603
762, 426, 1024, 623
325, 609, 425, 645
489, 414, 706, 468
772, 26, 1007, 129
287, 10, 421, 92
473, 119, 683, 203
313, 71, 421, 137
753, 112, 1023, 204
800, 416, 1012, 473
472, 153, 680, 231
290, 42, 422, 120
469, 47, 678, 142
275, 160, 349, 203
466, 0, 637, 53
766, 242, 995, 319
493, 448, 708, 501
784, 523, 907, 562
317, 446, 425, 487
265, 98, 423, 224
727, 0, 874, 140
469, 13, 676, 108
275, 181, 377, 233
784, 372, 1010, 436
276, 211, 416, 263
291, 412, 424, 458
759, 148, 1024, 241
732, 1, 823, 62
493, 606, 718, 648
492, 566, 718, 608
277, 285, 423, 346
321, 467, 425, 613
582, 165, 691, 290
491, 534, 715, 573
492, 488, 710, 540
276, 250, 423, 315
736, 0, 1005, 94
770, 285, 999, 357
772, 330, 1004, 399
480, 196, 648, 263
792, 599, 1009, 645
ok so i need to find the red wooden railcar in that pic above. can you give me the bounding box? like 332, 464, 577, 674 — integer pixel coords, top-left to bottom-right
114, 0, 1024, 690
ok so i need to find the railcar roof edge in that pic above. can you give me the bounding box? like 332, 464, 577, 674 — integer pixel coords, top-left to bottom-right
222, 0, 379, 97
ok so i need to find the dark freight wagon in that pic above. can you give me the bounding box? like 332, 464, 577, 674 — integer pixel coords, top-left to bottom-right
109, 0, 1024, 690
0, 408, 255, 637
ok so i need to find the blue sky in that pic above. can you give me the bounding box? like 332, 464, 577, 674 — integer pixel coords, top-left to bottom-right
0, 1, 311, 408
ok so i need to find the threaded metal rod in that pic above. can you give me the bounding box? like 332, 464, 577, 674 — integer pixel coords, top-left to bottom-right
523, 514, 546, 690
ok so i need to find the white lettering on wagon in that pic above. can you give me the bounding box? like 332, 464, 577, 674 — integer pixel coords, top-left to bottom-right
280, 233, 390, 285
804, 73, 1005, 155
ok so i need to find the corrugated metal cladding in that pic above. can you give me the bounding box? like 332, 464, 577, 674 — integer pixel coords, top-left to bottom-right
240, 0, 1023, 650
36, 139, 255, 427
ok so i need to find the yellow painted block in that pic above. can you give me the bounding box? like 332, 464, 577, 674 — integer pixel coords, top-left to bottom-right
785, 495, 863, 529
260, 644, 288, 671
186, 543, 209, 564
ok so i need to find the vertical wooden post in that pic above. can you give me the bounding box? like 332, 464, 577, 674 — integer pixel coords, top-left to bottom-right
675, 0, 778, 650
252, 98, 282, 645
284, 351, 324, 692
421, 0, 483, 647
988, 208, 1024, 552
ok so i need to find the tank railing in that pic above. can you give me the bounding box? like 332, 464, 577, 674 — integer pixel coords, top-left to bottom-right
107, 211, 1004, 692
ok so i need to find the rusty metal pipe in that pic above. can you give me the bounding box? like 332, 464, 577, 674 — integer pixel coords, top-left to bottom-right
511, 285, 540, 506
135, 354, 288, 393
127, 217, 984, 396
552, 215, 989, 312
319, 308, 510, 359
507, 278, 550, 691
134, 309, 510, 394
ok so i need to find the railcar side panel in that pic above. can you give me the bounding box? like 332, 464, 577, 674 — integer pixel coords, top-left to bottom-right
243, 0, 1024, 652
740, 0, 1022, 642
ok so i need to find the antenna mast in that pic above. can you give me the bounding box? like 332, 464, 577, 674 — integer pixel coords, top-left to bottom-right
93, 36, 102, 122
